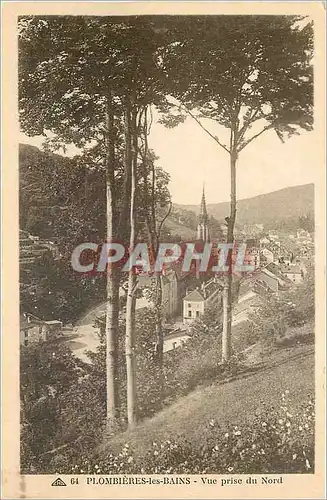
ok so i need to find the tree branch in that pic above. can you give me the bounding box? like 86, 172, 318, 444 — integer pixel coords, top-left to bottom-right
238, 124, 274, 152
177, 103, 230, 154
237, 106, 261, 143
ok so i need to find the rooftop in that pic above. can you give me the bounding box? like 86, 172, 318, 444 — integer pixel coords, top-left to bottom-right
183, 289, 204, 302
183, 278, 222, 302
280, 264, 303, 274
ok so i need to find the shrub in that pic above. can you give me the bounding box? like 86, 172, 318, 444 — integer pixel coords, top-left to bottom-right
245, 271, 315, 347
65, 392, 314, 475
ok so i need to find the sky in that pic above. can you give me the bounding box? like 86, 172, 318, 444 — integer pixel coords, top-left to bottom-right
20, 112, 317, 206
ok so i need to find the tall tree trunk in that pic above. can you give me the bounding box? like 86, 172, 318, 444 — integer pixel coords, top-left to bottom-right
154, 274, 163, 367
119, 143, 132, 243
141, 107, 164, 372
151, 172, 164, 379
125, 102, 137, 429
222, 148, 237, 363
105, 92, 120, 428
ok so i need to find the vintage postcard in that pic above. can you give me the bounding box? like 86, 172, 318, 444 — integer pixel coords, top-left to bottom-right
1, 1, 326, 499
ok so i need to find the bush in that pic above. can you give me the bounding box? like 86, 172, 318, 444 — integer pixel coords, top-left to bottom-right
65, 392, 314, 475
20, 341, 105, 474
92, 306, 228, 420
275, 321, 315, 347
245, 271, 315, 347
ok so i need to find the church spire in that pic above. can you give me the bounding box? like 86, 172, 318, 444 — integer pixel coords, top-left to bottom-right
197, 186, 210, 242
199, 185, 209, 225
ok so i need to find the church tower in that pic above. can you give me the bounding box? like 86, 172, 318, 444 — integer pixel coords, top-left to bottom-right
197, 187, 210, 242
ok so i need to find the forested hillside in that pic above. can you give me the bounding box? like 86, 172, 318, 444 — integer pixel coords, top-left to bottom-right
177, 184, 314, 228
20, 143, 223, 244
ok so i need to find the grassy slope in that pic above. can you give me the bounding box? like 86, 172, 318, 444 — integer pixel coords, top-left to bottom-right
102, 343, 314, 457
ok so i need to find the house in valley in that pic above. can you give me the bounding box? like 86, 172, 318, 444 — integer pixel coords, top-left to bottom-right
20, 313, 63, 347
183, 278, 223, 323
20, 315, 46, 347
261, 247, 275, 264
243, 238, 261, 269
279, 263, 305, 284
241, 263, 290, 296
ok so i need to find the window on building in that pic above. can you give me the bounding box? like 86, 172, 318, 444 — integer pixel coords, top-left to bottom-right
173, 342, 177, 349
188, 303, 191, 307
196, 311, 200, 318
188, 310, 192, 317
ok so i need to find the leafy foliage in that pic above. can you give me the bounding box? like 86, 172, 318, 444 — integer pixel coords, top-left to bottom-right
20, 341, 86, 472
51, 393, 315, 474
160, 16, 313, 144
245, 269, 315, 346
20, 252, 106, 323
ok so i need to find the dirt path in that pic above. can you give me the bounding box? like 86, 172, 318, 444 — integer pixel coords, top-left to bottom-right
68, 296, 150, 362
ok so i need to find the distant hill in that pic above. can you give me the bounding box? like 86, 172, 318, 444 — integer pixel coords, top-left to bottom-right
175, 184, 314, 227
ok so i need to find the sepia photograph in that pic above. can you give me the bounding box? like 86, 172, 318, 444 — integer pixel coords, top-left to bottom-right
1, 2, 326, 499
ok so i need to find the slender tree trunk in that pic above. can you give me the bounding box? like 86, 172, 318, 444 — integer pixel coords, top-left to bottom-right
154, 274, 163, 366
125, 102, 137, 429
105, 92, 120, 428
141, 107, 164, 372
119, 144, 132, 243
222, 148, 237, 363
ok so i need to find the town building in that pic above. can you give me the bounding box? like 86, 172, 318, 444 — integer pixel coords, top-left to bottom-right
243, 238, 261, 269
279, 263, 305, 284
261, 247, 275, 264
239, 263, 291, 296
137, 265, 189, 320
20, 315, 46, 347
265, 262, 293, 290
183, 277, 223, 323
20, 313, 63, 347
260, 236, 270, 247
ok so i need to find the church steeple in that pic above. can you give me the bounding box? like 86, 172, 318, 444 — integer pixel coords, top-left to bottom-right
197, 186, 210, 242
